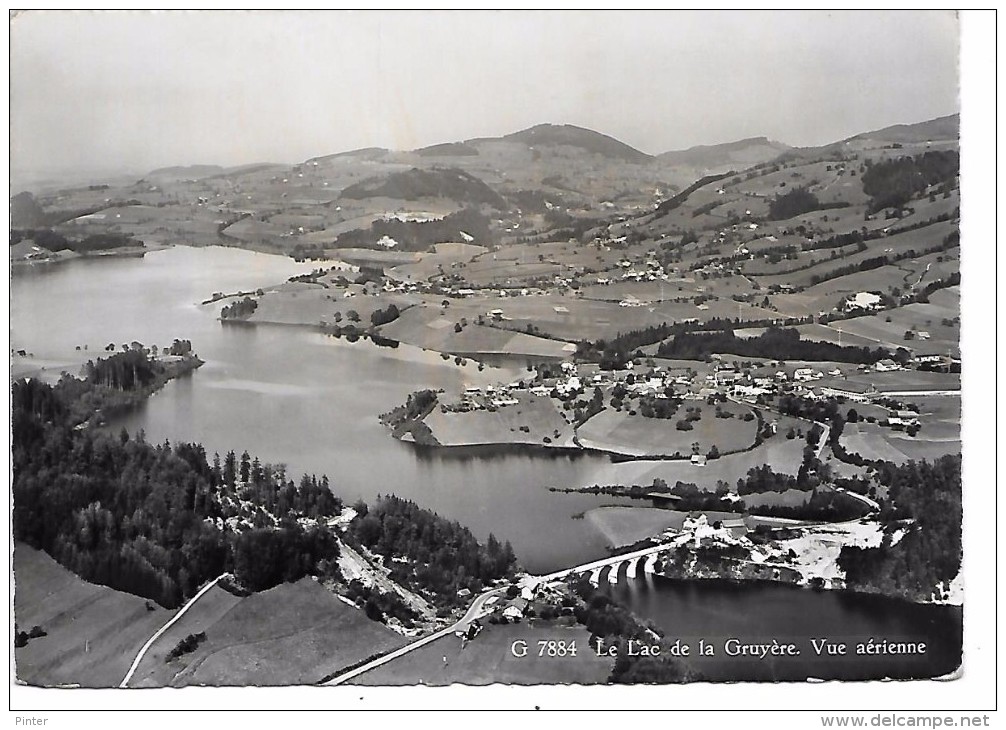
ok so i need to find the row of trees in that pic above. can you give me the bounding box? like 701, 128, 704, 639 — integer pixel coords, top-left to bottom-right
11, 229, 142, 253
657, 327, 891, 364
220, 297, 258, 319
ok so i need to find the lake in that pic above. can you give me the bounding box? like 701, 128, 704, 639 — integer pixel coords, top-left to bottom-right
603, 572, 961, 681
10, 245, 962, 681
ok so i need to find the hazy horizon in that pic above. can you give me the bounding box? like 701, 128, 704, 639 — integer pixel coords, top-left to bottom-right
11, 10, 960, 184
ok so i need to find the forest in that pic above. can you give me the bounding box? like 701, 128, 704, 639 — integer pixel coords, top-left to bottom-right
334, 207, 493, 251
12, 353, 343, 608
348, 495, 517, 606
838, 455, 962, 602
768, 187, 821, 220
657, 327, 891, 364
861, 150, 959, 213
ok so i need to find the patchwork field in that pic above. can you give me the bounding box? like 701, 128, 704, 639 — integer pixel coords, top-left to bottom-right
13, 544, 171, 688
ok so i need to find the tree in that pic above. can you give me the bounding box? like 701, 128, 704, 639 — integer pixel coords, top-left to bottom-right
347, 310, 360, 323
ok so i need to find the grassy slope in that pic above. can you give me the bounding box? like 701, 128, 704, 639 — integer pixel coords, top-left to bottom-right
146, 578, 408, 686
13, 544, 171, 688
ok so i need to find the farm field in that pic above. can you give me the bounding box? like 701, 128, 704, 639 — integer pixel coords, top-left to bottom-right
378, 304, 574, 359
13, 544, 171, 688
385, 242, 488, 282
577, 400, 756, 457
243, 282, 421, 328
351, 620, 613, 686
828, 302, 960, 356
580, 430, 809, 493
423, 391, 576, 448
752, 221, 956, 292
839, 422, 918, 464
134, 578, 408, 687
835, 370, 960, 393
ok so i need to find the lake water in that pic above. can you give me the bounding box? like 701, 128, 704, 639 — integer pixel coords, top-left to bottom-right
603, 572, 962, 681
10, 245, 962, 680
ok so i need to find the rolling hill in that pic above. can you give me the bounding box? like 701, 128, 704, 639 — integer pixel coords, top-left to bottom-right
340, 167, 509, 210
845, 113, 959, 145
501, 123, 653, 163
658, 136, 791, 170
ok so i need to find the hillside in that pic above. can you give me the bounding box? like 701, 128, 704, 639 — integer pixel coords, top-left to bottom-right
340, 167, 509, 210
847, 114, 959, 145
415, 141, 480, 157
658, 136, 791, 170
14, 544, 171, 687
502, 124, 652, 163
12, 113, 958, 259
144, 164, 226, 182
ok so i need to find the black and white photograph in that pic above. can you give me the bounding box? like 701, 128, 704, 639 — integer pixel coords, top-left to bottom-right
5, 8, 998, 721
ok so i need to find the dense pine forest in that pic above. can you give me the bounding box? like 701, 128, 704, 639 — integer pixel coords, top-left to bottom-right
838, 454, 962, 602
350, 495, 517, 606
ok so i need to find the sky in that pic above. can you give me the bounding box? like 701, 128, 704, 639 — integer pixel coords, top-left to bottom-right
10, 10, 960, 179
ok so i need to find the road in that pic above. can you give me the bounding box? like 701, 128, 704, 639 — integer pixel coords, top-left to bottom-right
119, 573, 228, 688
322, 586, 507, 686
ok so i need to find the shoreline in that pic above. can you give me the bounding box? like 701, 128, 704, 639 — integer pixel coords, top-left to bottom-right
636, 571, 964, 609
10, 242, 172, 270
